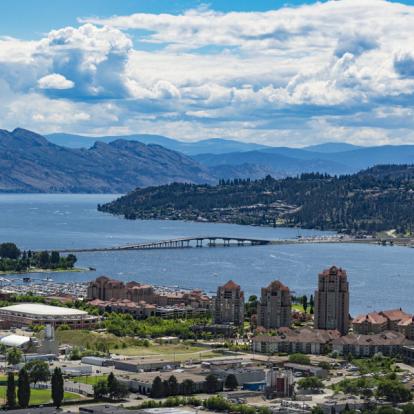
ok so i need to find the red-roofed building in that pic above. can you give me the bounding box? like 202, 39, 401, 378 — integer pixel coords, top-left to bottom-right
314, 266, 350, 335
257, 280, 292, 329
352, 312, 388, 334
214, 280, 244, 326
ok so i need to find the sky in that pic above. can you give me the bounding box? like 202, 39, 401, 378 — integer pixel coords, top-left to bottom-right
1, 0, 414, 146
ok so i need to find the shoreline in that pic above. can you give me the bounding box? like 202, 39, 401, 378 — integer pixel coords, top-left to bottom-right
0, 267, 91, 276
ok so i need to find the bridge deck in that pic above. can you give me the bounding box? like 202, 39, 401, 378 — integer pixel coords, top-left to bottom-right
52, 235, 413, 253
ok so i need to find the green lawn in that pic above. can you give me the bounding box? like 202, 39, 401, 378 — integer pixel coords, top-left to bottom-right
0, 386, 81, 405
71, 375, 108, 385
56, 329, 222, 362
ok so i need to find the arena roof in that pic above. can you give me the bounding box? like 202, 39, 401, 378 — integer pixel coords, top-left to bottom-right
0, 303, 88, 316
0, 334, 31, 347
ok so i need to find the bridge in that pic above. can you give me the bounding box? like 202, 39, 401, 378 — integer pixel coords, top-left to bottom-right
55, 235, 414, 253
58, 236, 273, 253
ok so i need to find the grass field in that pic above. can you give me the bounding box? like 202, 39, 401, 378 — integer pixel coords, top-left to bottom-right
56, 329, 222, 361
0, 386, 81, 405
71, 375, 108, 385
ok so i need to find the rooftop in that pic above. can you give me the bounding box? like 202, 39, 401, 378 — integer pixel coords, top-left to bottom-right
0, 303, 88, 316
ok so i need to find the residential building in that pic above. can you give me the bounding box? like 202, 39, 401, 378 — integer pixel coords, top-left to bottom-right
213, 280, 244, 326
257, 280, 291, 329
398, 316, 414, 340
332, 331, 409, 357
352, 308, 413, 337
352, 312, 388, 334
252, 327, 340, 355
314, 266, 350, 335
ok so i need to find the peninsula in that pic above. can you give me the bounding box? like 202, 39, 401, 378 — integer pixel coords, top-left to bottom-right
98, 164, 414, 236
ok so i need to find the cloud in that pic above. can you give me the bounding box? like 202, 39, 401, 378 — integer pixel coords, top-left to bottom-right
1, 0, 414, 146
38, 73, 74, 89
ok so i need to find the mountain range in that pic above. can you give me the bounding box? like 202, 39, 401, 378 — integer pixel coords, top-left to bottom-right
1, 127, 414, 193
0, 128, 212, 192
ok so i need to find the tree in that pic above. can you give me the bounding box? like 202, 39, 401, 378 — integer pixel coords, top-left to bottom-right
93, 379, 109, 400
288, 353, 311, 365
25, 360, 50, 385
181, 379, 195, 395
297, 377, 324, 392
106, 372, 128, 400
7, 347, 22, 366
225, 374, 238, 390
168, 375, 179, 396
0, 242, 21, 259
50, 251, 60, 265
205, 374, 219, 394
17, 368, 30, 408
151, 376, 165, 398
302, 295, 308, 313
51, 367, 64, 408
6, 372, 16, 409
38, 251, 50, 268
377, 380, 412, 403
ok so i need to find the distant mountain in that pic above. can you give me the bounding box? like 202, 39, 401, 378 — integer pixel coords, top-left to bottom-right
194, 150, 353, 175
0, 128, 214, 193
303, 142, 362, 153
194, 144, 414, 175
46, 133, 269, 155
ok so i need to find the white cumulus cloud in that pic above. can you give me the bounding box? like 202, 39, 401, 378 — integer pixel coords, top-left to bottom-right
38, 73, 74, 89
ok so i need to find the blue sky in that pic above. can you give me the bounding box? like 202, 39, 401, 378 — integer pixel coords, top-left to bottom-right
1, 0, 414, 146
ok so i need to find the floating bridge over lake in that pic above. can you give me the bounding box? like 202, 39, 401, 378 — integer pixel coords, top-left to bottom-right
54, 234, 413, 253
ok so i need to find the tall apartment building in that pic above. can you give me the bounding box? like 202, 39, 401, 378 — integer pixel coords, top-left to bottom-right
213, 280, 244, 326
257, 280, 292, 329
314, 266, 350, 335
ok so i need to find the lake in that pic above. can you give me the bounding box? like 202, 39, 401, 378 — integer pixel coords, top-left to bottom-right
0, 193, 412, 315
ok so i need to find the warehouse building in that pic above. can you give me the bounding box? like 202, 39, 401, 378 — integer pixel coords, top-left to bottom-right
0, 303, 98, 329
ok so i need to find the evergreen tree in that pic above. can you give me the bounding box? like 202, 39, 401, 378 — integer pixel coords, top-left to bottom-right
93, 379, 108, 400
151, 376, 164, 398
205, 374, 219, 394
224, 374, 238, 390
17, 368, 30, 408
6, 372, 16, 409
302, 295, 308, 313
168, 375, 178, 396
51, 367, 64, 408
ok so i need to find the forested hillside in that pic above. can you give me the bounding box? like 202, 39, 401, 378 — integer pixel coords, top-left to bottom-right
99, 165, 414, 235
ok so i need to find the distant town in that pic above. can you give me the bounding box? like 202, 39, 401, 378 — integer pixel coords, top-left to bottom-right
0, 263, 413, 414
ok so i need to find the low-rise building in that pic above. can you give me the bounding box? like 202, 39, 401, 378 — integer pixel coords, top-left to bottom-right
353, 308, 412, 335
118, 368, 223, 395
0, 303, 98, 329
114, 357, 180, 372
332, 331, 409, 357
352, 312, 388, 334
252, 328, 340, 355
284, 363, 328, 378
265, 368, 294, 398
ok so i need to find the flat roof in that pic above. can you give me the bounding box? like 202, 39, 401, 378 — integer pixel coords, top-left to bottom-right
0, 303, 88, 316
0, 334, 31, 347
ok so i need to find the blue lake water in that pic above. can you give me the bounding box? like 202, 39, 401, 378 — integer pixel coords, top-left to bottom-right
0, 193, 412, 315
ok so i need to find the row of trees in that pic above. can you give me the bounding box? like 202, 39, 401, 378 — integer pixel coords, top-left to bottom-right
5, 367, 64, 409
0, 242, 77, 272
150, 373, 228, 399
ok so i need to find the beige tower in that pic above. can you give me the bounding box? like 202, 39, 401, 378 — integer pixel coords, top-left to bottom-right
214, 280, 244, 326
257, 280, 292, 329
314, 266, 349, 335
